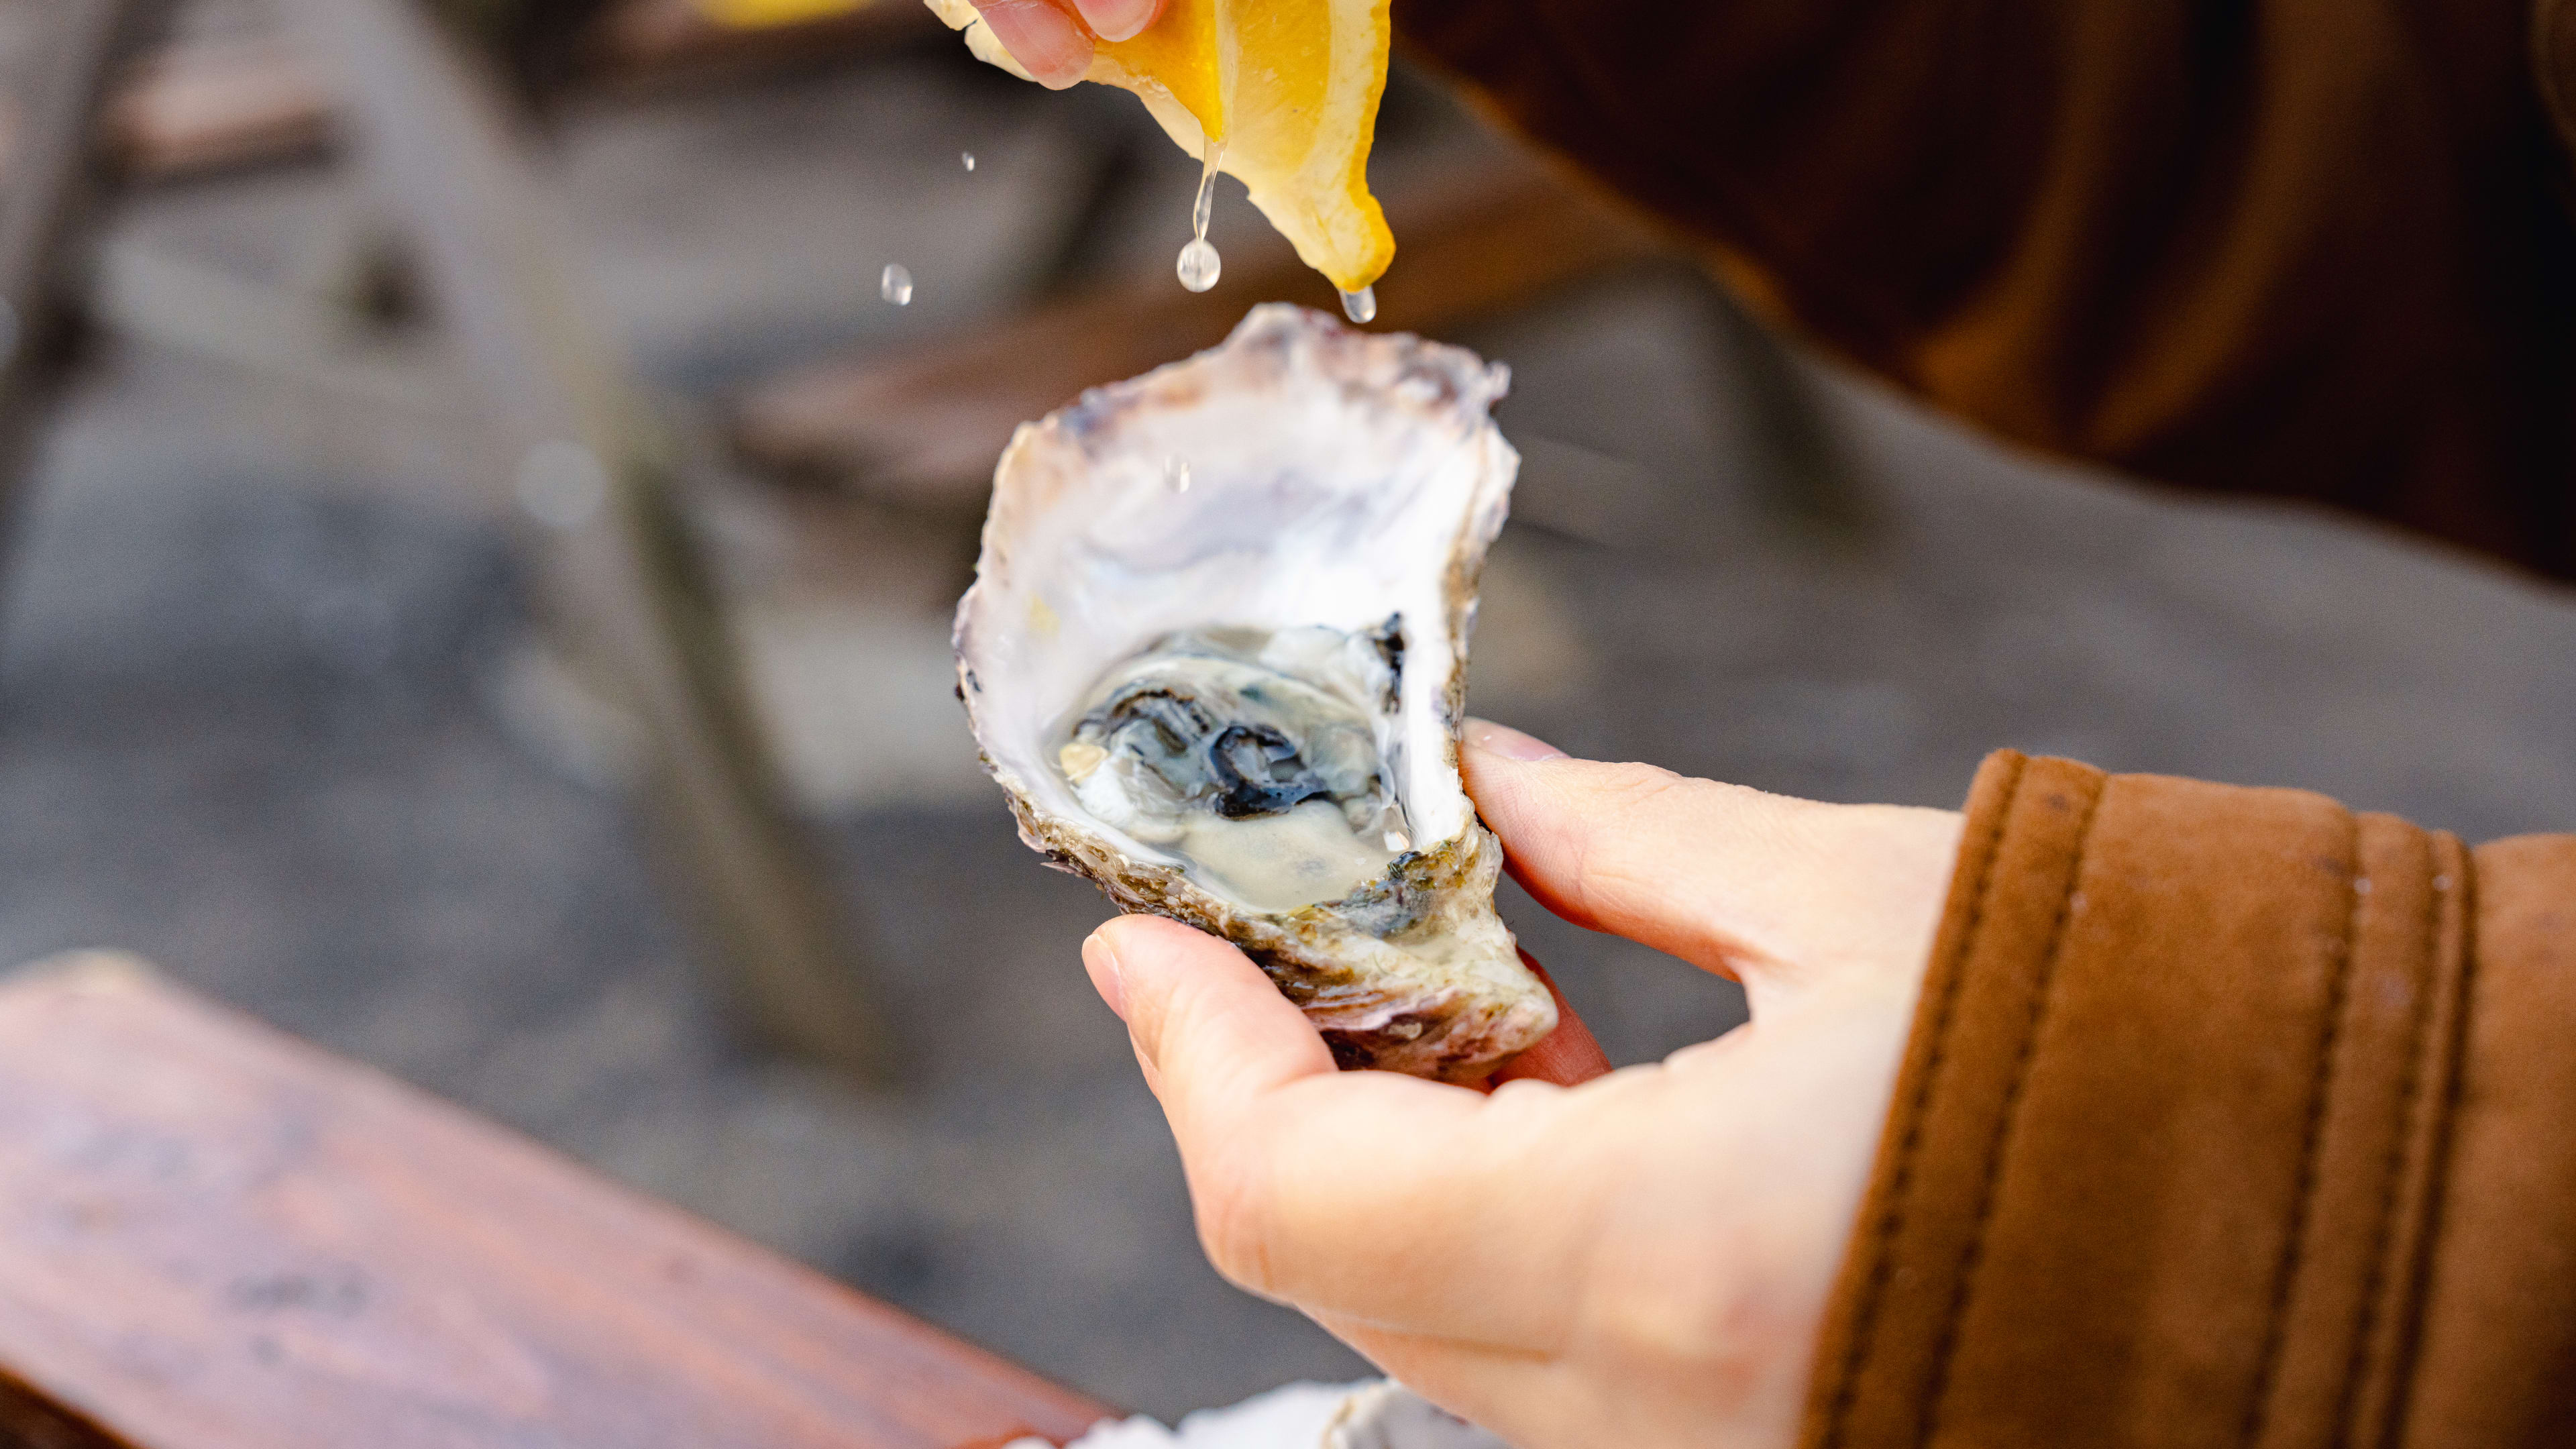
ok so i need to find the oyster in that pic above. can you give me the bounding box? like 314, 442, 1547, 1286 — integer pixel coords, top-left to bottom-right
954, 305, 1554, 1080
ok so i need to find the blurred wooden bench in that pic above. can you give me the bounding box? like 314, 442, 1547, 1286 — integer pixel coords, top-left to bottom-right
0, 954, 1109, 1449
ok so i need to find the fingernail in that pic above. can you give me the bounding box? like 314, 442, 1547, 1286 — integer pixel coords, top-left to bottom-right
1464, 718, 1567, 762
979, 1, 1091, 87
1074, 0, 1157, 42
1081, 928, 1129, 1020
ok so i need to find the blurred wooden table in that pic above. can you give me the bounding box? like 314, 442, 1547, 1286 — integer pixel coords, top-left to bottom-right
0, 955, 1108, 1449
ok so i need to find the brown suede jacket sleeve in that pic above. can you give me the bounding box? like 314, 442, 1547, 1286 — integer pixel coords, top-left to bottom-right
1394, 0, 2576, 576
1801, 751, 2576, 1448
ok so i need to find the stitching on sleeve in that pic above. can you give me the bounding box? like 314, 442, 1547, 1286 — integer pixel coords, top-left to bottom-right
2239, 814, 2369, 1449
2326, 830, 2444, 1441
2369, 836, 2476, 1449
1914, 780, 2106, 1448
1813, 752, 2028, 1449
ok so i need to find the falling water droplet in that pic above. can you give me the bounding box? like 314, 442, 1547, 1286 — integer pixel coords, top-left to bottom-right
879, 263, 914, 305
516, 441, 610, 529
1176, 239, 1222, 292
961, 150, 977, 172
1165, 456, 1193, 492
1340, 286, 1377, 325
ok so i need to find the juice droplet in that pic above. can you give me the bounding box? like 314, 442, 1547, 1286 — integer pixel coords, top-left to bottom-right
1165, 456, 1193, 492
879, 263, 914, 305
1176, 239, 1222, 292
1175, 135, 1227, 294
1339, 286, 1377, 325
1191, 140, 1222, 237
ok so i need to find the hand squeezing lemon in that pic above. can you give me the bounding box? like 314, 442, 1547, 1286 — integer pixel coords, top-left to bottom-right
924, 0, 1396, 302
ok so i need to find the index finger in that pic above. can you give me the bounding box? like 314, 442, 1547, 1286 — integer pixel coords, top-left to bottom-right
1461, 720, 1962, 998
1085, 914, 1606, 1350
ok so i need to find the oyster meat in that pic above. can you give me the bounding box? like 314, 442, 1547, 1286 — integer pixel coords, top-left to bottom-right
954, 305, 1553, 1080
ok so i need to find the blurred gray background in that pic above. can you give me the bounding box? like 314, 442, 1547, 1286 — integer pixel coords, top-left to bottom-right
4, 0, 2574, 1423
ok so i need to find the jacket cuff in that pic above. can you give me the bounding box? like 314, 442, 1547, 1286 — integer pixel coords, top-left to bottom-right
1803, 751, 2471, 1448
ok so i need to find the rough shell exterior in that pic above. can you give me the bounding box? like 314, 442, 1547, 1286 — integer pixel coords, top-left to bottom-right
954, 305, 1554, 1081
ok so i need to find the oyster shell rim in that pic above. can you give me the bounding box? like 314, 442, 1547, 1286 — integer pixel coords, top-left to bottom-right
953, 305, 1554, 1081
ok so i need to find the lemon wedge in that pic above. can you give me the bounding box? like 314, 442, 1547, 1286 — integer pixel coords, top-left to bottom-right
694, 0, 873, 27
924, 0, 1395, 294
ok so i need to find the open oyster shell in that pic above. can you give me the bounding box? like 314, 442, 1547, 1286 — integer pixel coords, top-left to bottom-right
954, 305, 1554, 1080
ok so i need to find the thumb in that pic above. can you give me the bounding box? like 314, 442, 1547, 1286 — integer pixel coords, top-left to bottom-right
1460, 720, 1962, 1002
967, 0, 1093, 87
1083, 914, 1338, 1118
1071, 0, 1165, 42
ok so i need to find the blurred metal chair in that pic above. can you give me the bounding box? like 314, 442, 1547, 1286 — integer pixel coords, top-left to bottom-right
279, 0, 894, 1077
0, 0, 892, 1079
0, 0, 169, 534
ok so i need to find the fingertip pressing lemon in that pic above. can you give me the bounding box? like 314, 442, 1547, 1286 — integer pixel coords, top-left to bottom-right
925, 0, 1395, 294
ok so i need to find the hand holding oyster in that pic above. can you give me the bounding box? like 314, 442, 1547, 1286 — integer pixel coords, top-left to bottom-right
953, 306, 1554, 1080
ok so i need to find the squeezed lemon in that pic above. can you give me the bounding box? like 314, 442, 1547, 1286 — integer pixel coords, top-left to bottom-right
694, 0, 874, 28
925, 0, 1396, 297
